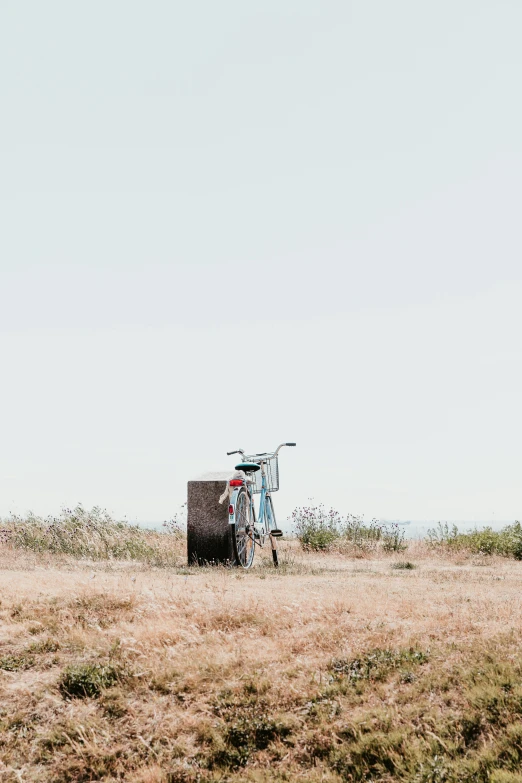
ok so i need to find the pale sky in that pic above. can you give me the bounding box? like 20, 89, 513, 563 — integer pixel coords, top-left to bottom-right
1, 1, 521, 525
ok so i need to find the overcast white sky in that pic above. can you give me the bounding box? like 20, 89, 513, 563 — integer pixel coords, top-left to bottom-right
1, 1, 521, 525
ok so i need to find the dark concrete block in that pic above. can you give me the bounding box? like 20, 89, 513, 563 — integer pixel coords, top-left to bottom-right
187, 475, 234, 565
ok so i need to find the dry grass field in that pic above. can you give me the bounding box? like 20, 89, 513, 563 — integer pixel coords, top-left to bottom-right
2, 541, 522, 782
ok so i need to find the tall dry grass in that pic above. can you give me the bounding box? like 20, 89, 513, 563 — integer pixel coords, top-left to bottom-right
0, 505, 186, 567
1, 537, 522, 781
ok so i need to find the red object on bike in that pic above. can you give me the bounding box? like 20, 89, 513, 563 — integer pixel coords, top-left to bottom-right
229, 479, 244, 486
228, 505, 234, 515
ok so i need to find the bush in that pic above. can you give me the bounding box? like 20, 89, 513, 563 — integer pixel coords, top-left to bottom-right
341, 515, 384, 551
291, 505, 341, 551
427, 521, 522, 560
291, 504, 407, 554
381, 522, 407, 553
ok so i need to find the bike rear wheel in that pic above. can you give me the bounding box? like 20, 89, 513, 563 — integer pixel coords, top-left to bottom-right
231, 488, 255, 569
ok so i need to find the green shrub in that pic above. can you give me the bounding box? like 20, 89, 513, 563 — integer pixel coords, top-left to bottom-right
382, 523, 407, 552
341, 515, 384, 551
427, 521, 522, 560
291, 504, 341, 551
59, 662, 122, 698
291, 504, 407, 554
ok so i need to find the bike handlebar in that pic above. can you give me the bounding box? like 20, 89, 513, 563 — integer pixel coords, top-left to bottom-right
226, 443, 296, 458
274, 442, 296, 456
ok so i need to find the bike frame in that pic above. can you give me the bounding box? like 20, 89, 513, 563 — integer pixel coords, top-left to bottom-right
247, 459, 273, 542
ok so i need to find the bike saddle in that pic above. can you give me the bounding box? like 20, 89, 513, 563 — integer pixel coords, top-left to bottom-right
235, 462, 260, 472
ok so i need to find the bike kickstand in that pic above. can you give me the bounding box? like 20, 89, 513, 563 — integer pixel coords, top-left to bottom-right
269, 533, 279, 567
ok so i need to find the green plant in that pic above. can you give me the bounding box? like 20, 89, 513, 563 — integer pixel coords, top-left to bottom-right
500, 522, 522, 559
205, 691, 291, 770
59, 662, 123, 698
0, 653, 36, 671
427, 521, 522, 560
382, 522, 407, 552
341, 515, 385, 552
427, 522, 460, 545
28, 638, 60, 653
292, 504, 408, 554
291, 504, 341, 551
391, 561, 416, 570
329, 647, 429, 684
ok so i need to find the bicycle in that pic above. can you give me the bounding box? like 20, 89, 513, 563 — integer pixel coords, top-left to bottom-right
225, 442, 296, 569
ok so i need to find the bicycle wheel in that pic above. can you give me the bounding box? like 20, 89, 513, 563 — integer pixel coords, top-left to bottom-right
231, 488, 255, 569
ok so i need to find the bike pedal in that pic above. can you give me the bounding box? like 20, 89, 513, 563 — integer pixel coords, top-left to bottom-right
270, 529, 283, 537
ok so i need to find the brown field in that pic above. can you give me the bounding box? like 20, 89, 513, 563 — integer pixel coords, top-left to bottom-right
1, 542, 522, 782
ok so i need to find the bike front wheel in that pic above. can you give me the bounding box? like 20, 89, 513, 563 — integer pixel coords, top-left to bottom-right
231, 488, 255, 569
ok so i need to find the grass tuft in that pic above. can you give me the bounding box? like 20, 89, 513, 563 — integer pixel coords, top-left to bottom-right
0, 652, 36, 671
59, 662, 124, 698
329, 646, 429, 684
28, 637, 60, 653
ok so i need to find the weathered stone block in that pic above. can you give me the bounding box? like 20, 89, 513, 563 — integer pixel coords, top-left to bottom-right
187, 473, 233, 565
